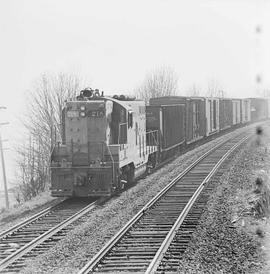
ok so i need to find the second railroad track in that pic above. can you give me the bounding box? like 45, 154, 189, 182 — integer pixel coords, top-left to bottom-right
78, 128, 253, 274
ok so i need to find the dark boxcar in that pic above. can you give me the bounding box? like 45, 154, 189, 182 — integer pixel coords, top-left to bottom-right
149, 96, 206, 144
250, 98, 268, 121
149, 96, 186, 106
219, 98, 233, 130
146, 103, 186, 152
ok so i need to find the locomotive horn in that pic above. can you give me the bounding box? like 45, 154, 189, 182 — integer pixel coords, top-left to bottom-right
94, 89, 100, 97
82, 88, 93, 98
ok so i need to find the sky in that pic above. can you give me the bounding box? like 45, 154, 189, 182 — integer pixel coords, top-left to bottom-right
0, 0, 270, 190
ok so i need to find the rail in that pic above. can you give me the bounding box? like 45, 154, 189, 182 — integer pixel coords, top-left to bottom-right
0, 199, 65, 240
0, 199, 100, 272
145, 134, 250, 273
77, 131, 251, 274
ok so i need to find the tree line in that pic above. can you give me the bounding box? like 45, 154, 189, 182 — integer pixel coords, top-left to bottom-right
14, 66, 256, 203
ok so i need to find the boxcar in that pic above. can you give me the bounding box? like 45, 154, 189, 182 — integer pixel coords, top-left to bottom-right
185, 97, 206, 143
232, 99, 241, 125
241, 99, 251, 124
219, 98, 233, 130
267, 98, 270, 118
146, 103, 186, 156
205, 97, 219, 136
250, 98, 268, 121
149, 96, 206, 145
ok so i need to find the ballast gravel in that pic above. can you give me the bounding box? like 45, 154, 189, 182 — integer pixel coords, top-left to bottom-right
20, 125, 263, 274
178, 127, 270, 273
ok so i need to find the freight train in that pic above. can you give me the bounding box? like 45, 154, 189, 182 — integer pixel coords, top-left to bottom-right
50, 88, 270, 197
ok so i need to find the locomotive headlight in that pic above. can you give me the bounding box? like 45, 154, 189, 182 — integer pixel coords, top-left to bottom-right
80, 105, 86, 111
80, 112, 86, 117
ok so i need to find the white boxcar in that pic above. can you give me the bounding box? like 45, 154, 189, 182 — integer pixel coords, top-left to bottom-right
232, 99, 241, 125
241, 99, 251, 123
205, 97, 219, 136
267, 98, 270, 118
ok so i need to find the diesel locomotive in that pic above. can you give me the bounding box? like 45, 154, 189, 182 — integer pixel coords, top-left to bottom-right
50, 88, 158, 197
50, 88, 270, 197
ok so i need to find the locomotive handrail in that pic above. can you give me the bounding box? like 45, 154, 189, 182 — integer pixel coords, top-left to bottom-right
146, 129, 159, 154
105, 142, 115, 185
51, 141, 116, 166
146, 130, 159, 146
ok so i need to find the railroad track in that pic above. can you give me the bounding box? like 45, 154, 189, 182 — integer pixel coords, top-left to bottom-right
0, 198, 99, 273
78, 130, 252, 274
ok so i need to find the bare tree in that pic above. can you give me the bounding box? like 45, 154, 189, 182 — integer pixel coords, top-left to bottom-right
135, 66, 179, 104
206, 79, 226, 98
26, 72, 82, 145
15, 72, 84, 202
15, 135, 49, 202
186, 84, 202, 97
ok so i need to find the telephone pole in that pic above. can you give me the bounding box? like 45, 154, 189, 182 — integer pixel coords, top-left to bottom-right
0, 106, 9, 209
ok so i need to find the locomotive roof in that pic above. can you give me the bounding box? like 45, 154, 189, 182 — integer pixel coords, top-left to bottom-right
104, 96, 145, 111
70, 96, 144, 112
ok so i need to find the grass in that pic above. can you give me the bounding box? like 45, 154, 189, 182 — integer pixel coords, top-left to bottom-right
0, 191, 59, 225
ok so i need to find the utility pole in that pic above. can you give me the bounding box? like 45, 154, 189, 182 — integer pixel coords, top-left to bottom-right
254, 1, 263, 95
0, 106, 9, 209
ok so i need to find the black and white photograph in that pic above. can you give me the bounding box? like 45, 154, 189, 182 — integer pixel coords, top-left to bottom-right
1, 0, 270, 273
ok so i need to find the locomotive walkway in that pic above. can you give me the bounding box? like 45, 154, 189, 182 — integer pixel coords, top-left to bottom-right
78, 128, 254, 273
